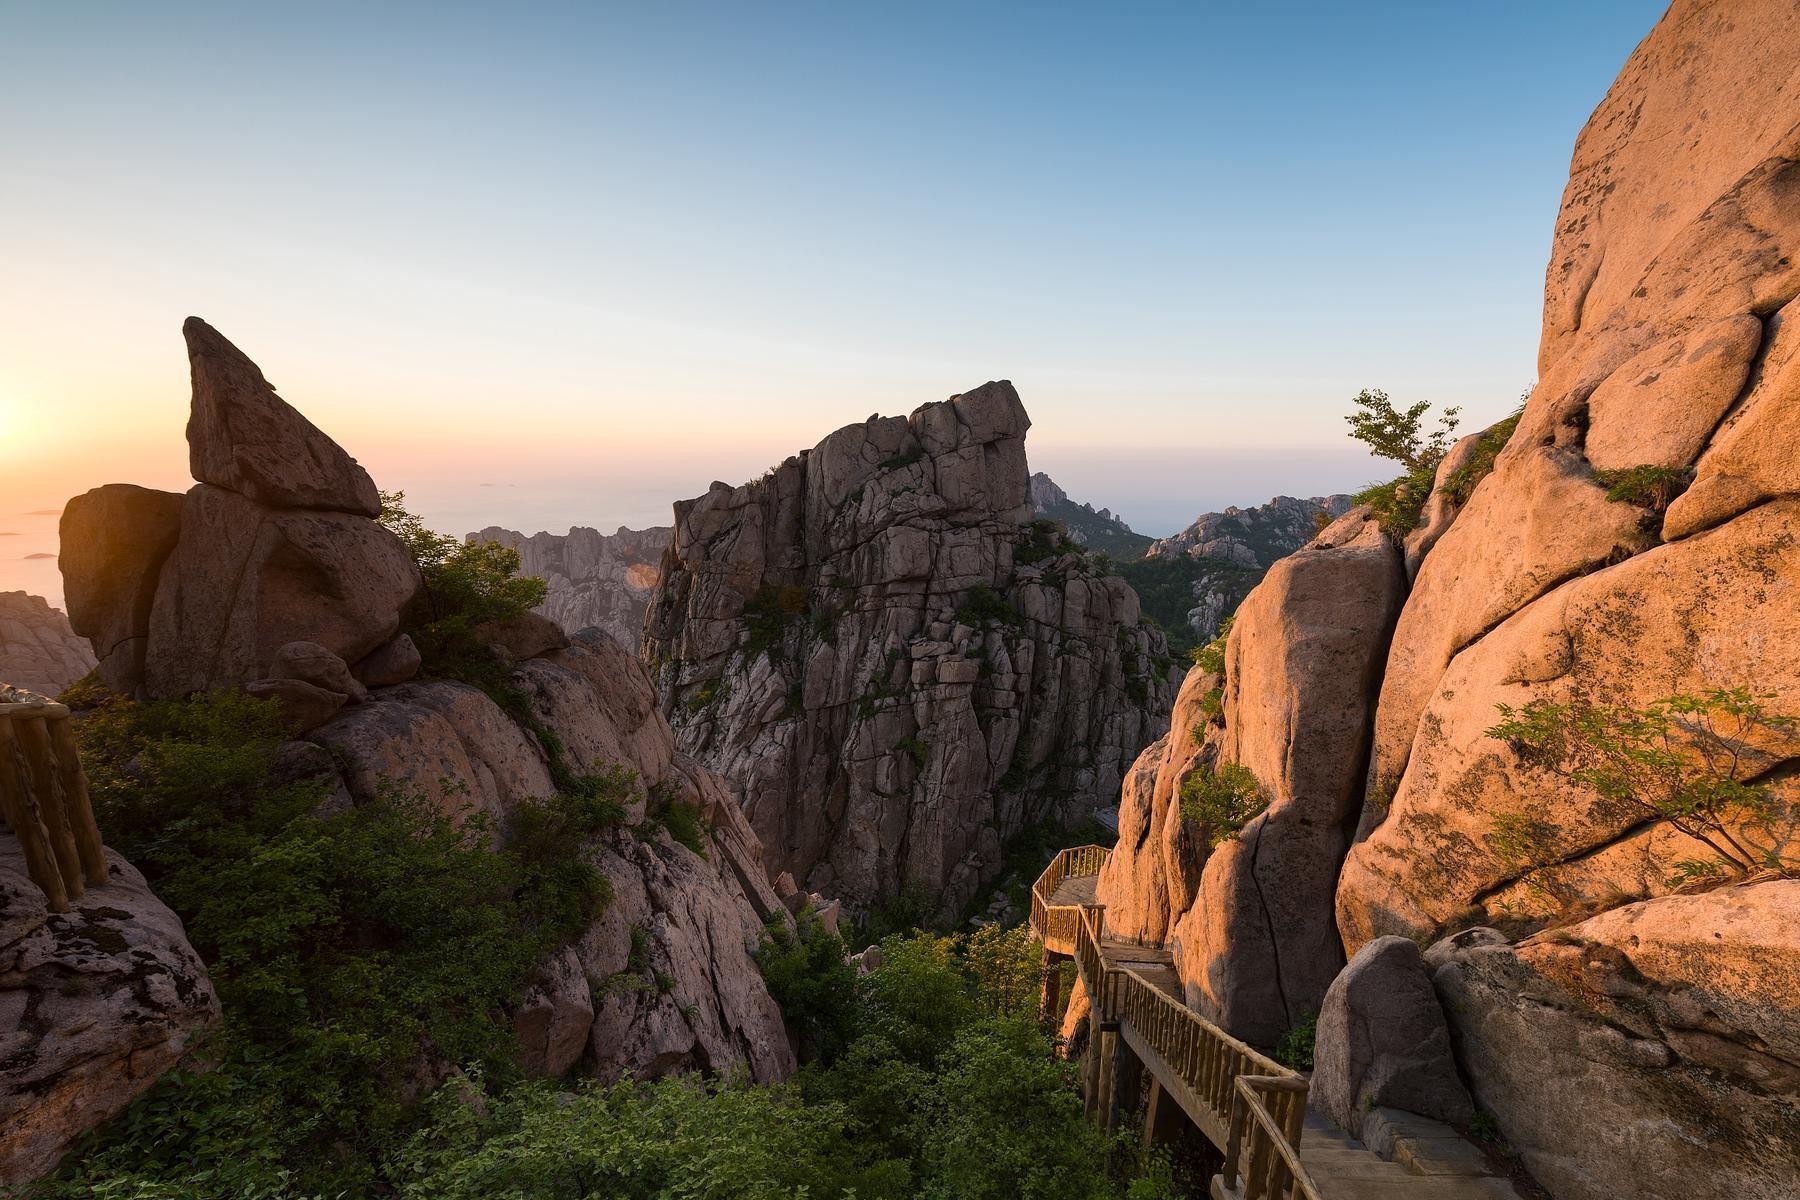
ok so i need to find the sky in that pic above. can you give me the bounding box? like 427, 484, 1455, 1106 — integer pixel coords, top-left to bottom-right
0, 1, 1668, 608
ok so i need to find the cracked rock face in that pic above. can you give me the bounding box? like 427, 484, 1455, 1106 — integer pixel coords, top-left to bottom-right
1164, 509, 1404, 1044
1428, 883, 1800, 1200
0, 845, 220, 1185
470, 524, 672, 651
643, 382, 1178, 918
0, 592, 95, 698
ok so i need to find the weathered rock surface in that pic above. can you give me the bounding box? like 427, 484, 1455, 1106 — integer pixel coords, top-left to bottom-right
183, 316, 382, 516
1168, 509, 1404, 1044
1312, 935, 1472, 1135
0, 593, 95, 698
643, 382, 1179, 918
1339, 499, 1800, 948
58, 484, 184, 695
0, 844, 219, 1185
1428, 883, 1800, 1200
144, 483, 421, 698
472, 524, 672, 651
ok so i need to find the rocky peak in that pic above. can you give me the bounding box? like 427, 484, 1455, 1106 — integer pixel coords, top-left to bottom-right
644, 382, 1179, 918
1028, 471, 1151, 559
1146, 494, 1352, 568
183, 316, 382, 517
468, 523, 672, 651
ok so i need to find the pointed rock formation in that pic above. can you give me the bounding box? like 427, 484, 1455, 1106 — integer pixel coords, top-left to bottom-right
183, 316, 382, 516
644, 382, 1179, 918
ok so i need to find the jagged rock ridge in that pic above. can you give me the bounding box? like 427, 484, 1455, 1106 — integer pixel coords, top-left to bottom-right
0, 592, 95, 697
1028, 472, 1153, 559
644, 383, 1180, 919
470, 524, 672, 651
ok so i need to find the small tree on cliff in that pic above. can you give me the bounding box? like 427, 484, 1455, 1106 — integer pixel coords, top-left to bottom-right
1179, 761, 1268, 848
1345, 388, 1460, 534
1486, 688, 1798, 881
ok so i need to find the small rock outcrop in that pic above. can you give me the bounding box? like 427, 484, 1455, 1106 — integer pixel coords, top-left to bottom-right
470, 524, 672, 651
1427, 883, 1800, 1200
1312, 935, 1473, 1136
0, 843, 219, 1185
0, 593, 95, 697
644, 383, 1178, 918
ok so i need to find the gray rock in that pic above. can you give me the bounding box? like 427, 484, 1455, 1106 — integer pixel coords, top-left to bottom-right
644, 381, 1179, 919
469, 524, 672, 651
1312, 935, 1474, 1133
473, 610, 569, 662
353, 633, 422, 687
246, 677, 348, 733
58, 483, 185, 695
183, 317, 381, 516
271, 640, 368, 703
0, 592, 95, 698
0, 844, 219, 1185
143, 484, 421, 699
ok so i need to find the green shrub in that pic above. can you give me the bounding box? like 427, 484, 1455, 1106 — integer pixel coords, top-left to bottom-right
1593, 464, 1693, 509
755, 909, 859, 1065
1274, 1013, 1317, 1070
380, 491, 547, 679
879, 447, 926, 471
48, 691, 625, 1195
657, 799, 710, 856
1178, 761, 1269, 847
743, 583, 811, 660
955, 584, 1025, 629
1437, 402, 1524, 506
393, 1075, 901, 1200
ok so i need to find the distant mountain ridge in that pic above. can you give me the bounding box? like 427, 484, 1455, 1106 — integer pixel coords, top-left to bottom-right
1027, 473, 1350, 653
468, 524, 672, 650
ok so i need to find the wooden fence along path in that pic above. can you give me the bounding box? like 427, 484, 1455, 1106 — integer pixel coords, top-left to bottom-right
0, 693, 107, 911
1031, 845, 1322, 1200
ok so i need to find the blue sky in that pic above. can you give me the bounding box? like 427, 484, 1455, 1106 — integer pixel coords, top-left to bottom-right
1, 0, 1667, 605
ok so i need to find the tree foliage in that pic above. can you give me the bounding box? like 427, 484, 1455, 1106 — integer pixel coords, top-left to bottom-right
1178, 761, 1268, 847
1487, 688, 1798, 880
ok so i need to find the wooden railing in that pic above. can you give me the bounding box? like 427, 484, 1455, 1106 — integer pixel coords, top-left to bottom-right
1028, 843, 1321, 1200
0, 695, 106, 911
1030, 843, 1109, 955
1221, 1076, 1320, 1200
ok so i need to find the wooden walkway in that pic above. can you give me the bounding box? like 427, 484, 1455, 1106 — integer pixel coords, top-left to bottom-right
1030, 846, 1522, 1200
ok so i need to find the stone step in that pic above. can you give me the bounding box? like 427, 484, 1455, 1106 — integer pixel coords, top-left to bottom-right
1309, 1176, 1524, 1200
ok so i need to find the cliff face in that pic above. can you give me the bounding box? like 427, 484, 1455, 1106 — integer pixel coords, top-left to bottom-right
470, 524, 672, 651
1096, 4, 1800, 1196
643, 383, 1179, 918
0, 592, 95, 697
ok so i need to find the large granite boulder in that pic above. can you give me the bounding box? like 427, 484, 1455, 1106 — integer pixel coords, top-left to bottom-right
1166, 509, 1404, 1045
143, 483, 421, 698
0, 593, 96, 698
643, 382, 1178, 918
183, 316, 382, 516
1427, 883, 1800, 1200
0, 844, 219, 1184
1312, 934, 1473, 1135
58, 484, 184, 696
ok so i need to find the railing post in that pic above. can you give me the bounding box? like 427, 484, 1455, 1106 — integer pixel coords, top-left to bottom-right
1, 700, 106, 912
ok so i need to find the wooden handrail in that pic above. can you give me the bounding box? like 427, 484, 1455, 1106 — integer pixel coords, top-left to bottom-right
1222, 1076, 1322, 1200
0, 696, 106, 911
1028, 840, 1318, 1198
